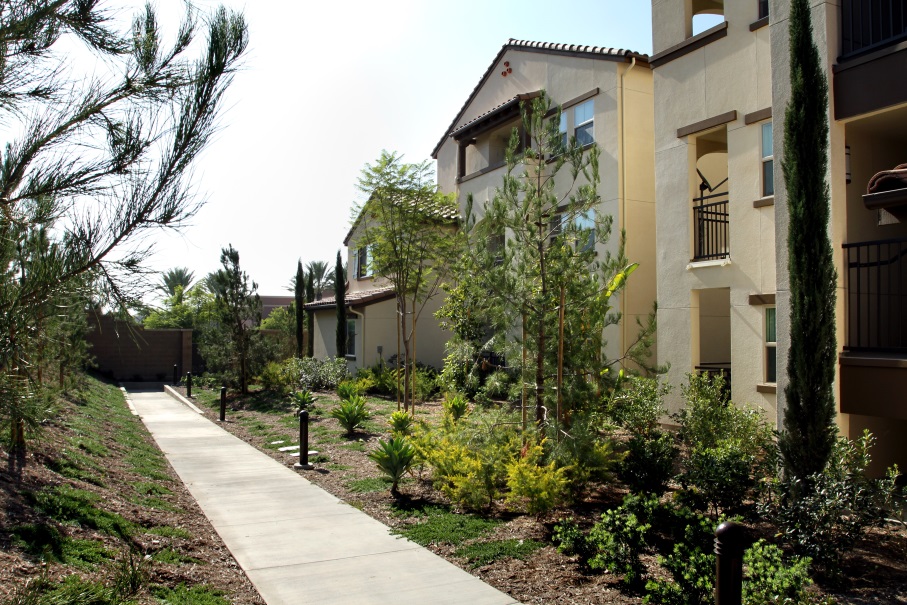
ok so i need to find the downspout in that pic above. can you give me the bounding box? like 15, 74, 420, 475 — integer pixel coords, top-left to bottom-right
349, 306, 365, 368
619, 56, 637, 364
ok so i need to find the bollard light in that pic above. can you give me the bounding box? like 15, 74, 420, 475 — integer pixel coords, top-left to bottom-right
294, 410, 314, 470
219, 386, 226, 422
173, 364, 178, 386
186, 372, 192, 398
714, 521, 745, 605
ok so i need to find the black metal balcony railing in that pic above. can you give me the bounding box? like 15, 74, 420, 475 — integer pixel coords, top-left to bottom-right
693, 191, 729, 261
843, 237, 907, 352
841, 0, 907, 59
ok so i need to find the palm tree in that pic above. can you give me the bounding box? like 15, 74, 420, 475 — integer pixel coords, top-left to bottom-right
159, 267, 195, 296
306, 260, 331, 299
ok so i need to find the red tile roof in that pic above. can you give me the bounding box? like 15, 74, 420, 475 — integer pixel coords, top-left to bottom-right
304, 286, 396, 311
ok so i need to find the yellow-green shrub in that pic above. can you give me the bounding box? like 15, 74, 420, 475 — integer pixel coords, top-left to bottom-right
505, 441, 568, 514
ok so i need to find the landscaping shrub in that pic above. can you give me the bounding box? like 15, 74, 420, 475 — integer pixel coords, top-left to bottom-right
388, 410, 415, 437
258, 361, 290, 394
763, 430, 901, 577
483, 370, 510, 399
281, 357, 349, 391
505, 440, 568, 514
289, 389, 317, 412
336, 380, 360, 401
743, 540, 815, 605
618, 431, 677, 495
329, 395, 370, 436
585, 494, 659, 588
442, 393, 470, 422
368, 437, 417, 494
547, 412, 623, 489
674, 372, 773, 514
607, 375, 671, 436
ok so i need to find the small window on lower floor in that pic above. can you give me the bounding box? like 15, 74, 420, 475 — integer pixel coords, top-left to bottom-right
765, 307, 776, 383
346, 318, 356, 358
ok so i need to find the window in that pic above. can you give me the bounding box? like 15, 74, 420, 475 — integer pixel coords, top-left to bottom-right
550, 209, 596, 252
355, 246, 371, 279
758, 0, 769, 19
346, 318, 356, 358
764, 307, 776, 383
574, 100, 594, 147
558, 112, 568, 150
761, 121, 773, 197
488, 232, 505, 266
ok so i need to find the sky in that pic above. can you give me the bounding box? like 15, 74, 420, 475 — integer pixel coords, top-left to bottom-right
145, 0, 654, 297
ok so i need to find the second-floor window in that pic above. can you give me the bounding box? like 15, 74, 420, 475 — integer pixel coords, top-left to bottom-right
558, 113, 568, 150
761, 121, 774, 197
758, 0, 769, 19
550, 209, 596, 252
574, 100, 594, 147
355, 246, 372, 279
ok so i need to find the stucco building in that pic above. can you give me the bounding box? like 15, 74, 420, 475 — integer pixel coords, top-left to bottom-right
651, 0, 907, 473
432, 39, 657, 364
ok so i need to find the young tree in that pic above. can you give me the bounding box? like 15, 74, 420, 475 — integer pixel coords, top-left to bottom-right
778, 0, 838, 484
0, 1, 247, 464
441, 92, 642, 427
206, 245, 262, 395
305, 272, 315, 357
355, 151, 459, 411
294, 260, 305, 357
335, 251, 348, 358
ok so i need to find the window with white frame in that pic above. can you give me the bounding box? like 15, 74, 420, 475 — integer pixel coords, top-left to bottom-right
761, 121, 774, 197
346, 318, 356, 358
574, 99, 594, 147
764, 306, 776, 383
558, 112, 568, 150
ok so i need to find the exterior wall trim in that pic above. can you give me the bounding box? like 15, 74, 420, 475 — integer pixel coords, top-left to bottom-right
744, 107, 772, 124
677, 110, 737, 138
749, 16, 769, 32
650, 22, 729, 68
753, 196, 774, 208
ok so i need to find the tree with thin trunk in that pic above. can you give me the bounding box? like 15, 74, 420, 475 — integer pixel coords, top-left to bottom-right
305, 273, 315, 357
209, 245, 261, 395
335, 251, 348, 358
355, 151, 459, 412
295, 260, 305, 357
0, 1, 247, 467
778, 0, 838, 484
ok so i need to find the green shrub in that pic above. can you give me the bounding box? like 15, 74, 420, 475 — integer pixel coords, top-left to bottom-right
336, 380, 360, 401
547, 412, 623, 489
258, 361, 293, 394
607, 375, 671, 436
586, 496, 655, 588
329, 395, 370, 435
553, 518, 596, 564
443, 393, 469, 422
765, 430, 901, 577
619, 432, 677, 495
505, 441, 568, 514
684, 442, 755, 516
455, 538, 544, 569
645, 539, 715, 605
388, 410, 415, 436
289, 389, 317, 412
743, 540, 815, 605
281, 356, 349, 391
368, 437, 417, 494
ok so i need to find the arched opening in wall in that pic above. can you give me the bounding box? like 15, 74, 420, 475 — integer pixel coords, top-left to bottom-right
691, 0, 725, 36
692, 127, 728, 261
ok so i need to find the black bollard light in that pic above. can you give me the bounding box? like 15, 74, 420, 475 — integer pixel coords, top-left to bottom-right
714, 521, 745, 605
294, 410, 314, 470
219, 386, 226, 422
186, 372, 192, 398
173, 364, 178, 386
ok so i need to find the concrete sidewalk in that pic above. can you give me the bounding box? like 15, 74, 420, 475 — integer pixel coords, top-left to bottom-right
123, 384, 520, 605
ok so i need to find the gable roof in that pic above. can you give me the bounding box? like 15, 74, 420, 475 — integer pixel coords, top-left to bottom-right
305, 286, 396, 311
431, 38, 649, 159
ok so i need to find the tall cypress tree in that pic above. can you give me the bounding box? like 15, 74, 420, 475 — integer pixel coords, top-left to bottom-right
305, 272, 315, 357
778, 0, 838, 484
294, 260, 304, 357
335, 250, 348, 358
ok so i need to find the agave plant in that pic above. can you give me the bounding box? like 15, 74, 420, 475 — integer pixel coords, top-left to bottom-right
443, 393, 470, 422
290, 389, 317, 413
336, 380, 360, 402
368, 437, 416, 494
330, 395, 370, 435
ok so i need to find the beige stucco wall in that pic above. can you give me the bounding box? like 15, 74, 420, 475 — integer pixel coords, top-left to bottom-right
653, 1, 777, 417
437, 48, 656, 365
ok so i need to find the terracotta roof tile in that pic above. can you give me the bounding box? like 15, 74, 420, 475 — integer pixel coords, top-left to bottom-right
305, 286, 396, 310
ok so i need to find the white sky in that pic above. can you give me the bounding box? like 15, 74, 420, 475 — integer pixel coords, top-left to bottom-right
145, 0, 654, 296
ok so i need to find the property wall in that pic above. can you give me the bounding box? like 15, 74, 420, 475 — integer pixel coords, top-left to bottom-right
86, 315, 192, 381
653, 0, 777, 417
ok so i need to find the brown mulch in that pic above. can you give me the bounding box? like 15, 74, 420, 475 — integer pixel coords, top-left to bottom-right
188, 387, 907, 605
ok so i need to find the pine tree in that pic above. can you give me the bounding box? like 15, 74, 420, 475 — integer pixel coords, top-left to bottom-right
778, 0, 838, 483
295, 260, 305, 357
335, 251, 348, 358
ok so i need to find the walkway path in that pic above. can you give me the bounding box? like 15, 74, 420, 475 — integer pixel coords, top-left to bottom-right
123, 384, 520, 605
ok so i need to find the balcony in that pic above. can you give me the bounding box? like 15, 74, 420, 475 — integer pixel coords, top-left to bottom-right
843, 236, 907, 352
692, 189, 729, 261
840, 0, 907, 60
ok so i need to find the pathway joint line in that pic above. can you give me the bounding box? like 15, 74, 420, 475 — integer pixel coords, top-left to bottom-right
164, 384, 204, 414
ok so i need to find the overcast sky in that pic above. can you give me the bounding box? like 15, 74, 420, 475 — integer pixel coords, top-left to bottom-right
145, 0, 653, 297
